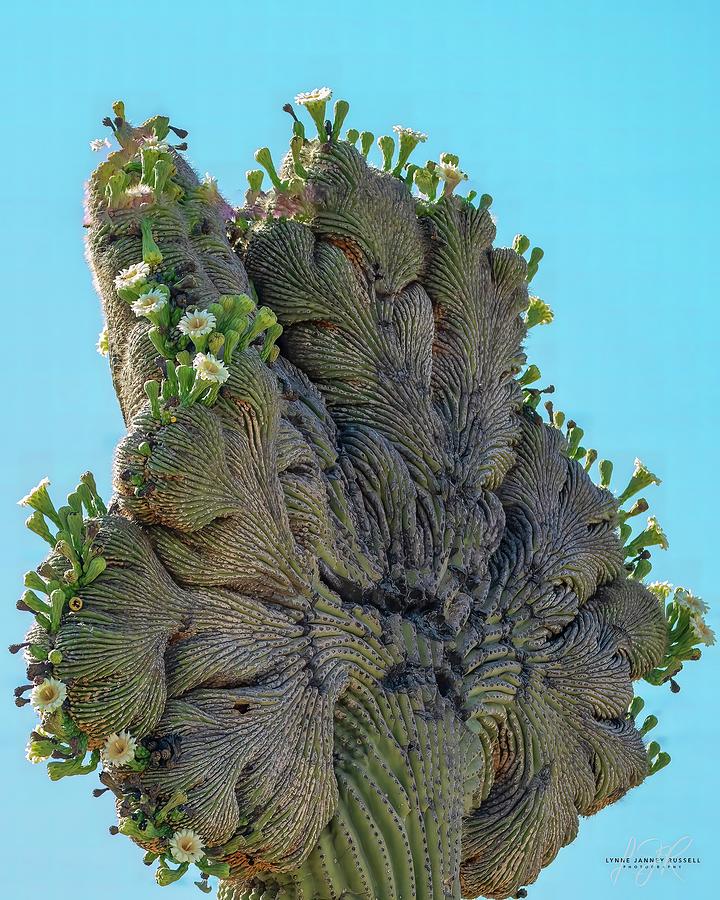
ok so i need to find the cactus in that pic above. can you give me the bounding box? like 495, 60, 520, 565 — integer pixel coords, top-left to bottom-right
11, 90, 714, 900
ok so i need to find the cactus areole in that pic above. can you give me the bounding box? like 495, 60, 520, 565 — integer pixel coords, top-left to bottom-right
12, 91, 713, 899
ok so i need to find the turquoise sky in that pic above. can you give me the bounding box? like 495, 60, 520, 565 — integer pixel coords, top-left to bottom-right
1, 1, 717, 898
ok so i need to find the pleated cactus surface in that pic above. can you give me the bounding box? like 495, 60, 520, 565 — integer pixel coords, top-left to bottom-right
11, 91, 714, 900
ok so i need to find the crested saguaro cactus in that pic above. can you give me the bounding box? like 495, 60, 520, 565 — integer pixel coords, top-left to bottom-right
12, 90, 713, 899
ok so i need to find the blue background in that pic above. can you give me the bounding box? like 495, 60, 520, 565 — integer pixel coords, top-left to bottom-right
1, 1, 717, 897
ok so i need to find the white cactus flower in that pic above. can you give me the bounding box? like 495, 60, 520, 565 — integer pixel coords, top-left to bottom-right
295, 87, 332, 106
193, 352, 229, 384
691, 614, 716, 646
392, 125, 427, 142
30, 677, 67, 713
114, 261, 150, 292
96, 326, 109, 356
675, 588, 709, 616
178, 309, 217, 339
169, 828, 204, 864
131, 288, 168, 318
103, 731, 137, 766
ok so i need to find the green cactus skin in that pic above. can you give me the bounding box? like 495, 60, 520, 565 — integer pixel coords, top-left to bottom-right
17, 95, 701, 900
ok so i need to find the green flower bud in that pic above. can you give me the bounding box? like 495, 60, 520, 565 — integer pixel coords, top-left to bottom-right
517, 364, 541, 387
50, 589, 68, 632
74, 483, 97, 517
583, 448, 598, 471
80, 471, 106, 515
261, 323, 283, 362
360, 131, 374, 158
207, 332, 225, 357
618, 497, 649, 524
177, 365, 196, 401
377, 135, 395, 171
156, 863, 189, 887
149, 115, 171, 141
440, 152, 459, 166
47, 749, 99, 781
48, 649, 63, 665
144, 379, 162, 419
524, 390, 542, 410
254, 147, 287, 192
290, 135, 309, 179
63, 511, 84, 552
649, 751, 670, 775
197, 860, 230, 878
413, 167, 439, 201
105, 171, 130, 209
243, 306, 277, 346
525, 297, 554, 328
20, 590, 52, 616
66, 488, 84, 515
553, 410, 566, 429
24, 570, 49, 594
27, 738, 56, 762
598, 459, 613, 488
513, 234, 530, 256
646, 740, 660, 760
567, 426, 584, 457
331, 99, 350, 141
152, 158, 174, 195
29, 644, 49, 661
629, 696, 645, 719
346, 128, 360, 146
138, 441, 152, 457
630, 557, 653, 581
223, 329, 240, 366
82, 556, 107, 584
155, 790, 188, 823
526, 246, 544, 283
246, 169, 264, 194
147, 326, 170, 358
141, 218, 163, 269
287, 177, 305, 197
638, 714, 658, 737
479, 193, 493, 211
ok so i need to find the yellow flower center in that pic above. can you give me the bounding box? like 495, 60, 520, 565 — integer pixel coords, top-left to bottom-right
37, 685, 58, 704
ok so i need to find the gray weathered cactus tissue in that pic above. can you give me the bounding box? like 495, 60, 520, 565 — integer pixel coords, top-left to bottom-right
12, 90, 714, 899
